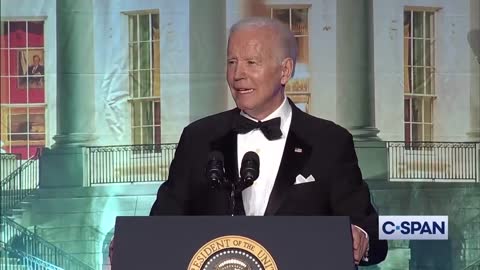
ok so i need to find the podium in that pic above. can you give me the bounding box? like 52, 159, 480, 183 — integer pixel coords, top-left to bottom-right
112, 216, 356, 269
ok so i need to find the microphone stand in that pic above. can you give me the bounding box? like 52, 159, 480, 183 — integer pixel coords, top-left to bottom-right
230, 182, 236, 216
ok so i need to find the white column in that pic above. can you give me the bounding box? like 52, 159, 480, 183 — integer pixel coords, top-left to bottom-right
336, 0, 380, 140
468, 0, 480, 141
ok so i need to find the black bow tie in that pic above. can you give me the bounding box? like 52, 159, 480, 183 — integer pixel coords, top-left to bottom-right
233, 114, 282, 140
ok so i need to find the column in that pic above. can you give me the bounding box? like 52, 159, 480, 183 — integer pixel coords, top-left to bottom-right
336, 0, 379, 141
40, 0, 96, 187
336, 0, 387, 181
468, 0, 480, 141
189, 0, 227, 122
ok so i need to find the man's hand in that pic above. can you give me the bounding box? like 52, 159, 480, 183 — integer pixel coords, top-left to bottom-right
351, 225, 369, 265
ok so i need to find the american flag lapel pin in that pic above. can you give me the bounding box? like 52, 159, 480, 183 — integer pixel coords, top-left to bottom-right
294, 147, 303, 153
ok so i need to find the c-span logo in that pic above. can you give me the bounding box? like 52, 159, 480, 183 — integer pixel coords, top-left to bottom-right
379, 216, 448, 240
188, 235, 278, 270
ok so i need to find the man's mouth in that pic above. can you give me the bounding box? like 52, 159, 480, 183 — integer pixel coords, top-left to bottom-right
236, 88, 254, 94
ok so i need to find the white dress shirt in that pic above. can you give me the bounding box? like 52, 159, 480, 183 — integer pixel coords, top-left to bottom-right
238, 97, 292, 216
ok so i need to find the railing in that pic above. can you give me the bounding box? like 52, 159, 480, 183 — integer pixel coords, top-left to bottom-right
387, 142, 479, 182
464, 260, 480, 270
1, 241, 64, 270
86, 143, 177, 186
0, 153, 21, 181
1, 149, 41, 216
0, 216, 94, 270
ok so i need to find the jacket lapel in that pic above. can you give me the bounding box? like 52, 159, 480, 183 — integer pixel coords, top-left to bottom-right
264, 103, 312, 215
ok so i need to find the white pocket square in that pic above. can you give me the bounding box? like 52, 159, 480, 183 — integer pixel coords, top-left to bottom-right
294, 174, 315, 185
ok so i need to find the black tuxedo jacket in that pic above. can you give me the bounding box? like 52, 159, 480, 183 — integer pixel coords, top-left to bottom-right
28, 65, 44, 75
150, 100, 388, 265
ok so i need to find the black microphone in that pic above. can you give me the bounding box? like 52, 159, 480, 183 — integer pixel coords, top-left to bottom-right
239, 151, 260, 190
205, 151, 225, 189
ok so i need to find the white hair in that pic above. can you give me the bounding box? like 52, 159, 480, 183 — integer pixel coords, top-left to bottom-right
229, 17, 297, 76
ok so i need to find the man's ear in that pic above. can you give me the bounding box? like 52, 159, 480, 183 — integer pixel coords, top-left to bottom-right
280, 58, 294, 86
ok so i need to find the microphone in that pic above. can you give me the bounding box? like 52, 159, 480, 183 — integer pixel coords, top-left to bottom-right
239, 151, 260, 190
205, 151, 226, 189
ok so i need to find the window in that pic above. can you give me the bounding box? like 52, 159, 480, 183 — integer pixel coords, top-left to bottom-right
0, 20, 46, 159
270, 6, 310, 112
404, 9, 436, 142
128, 13, 160, 145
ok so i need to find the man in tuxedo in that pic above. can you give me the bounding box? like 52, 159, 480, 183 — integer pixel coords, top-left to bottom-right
28, 55, 44, 76
150, 17, 387, 266
28, 55, 44, 87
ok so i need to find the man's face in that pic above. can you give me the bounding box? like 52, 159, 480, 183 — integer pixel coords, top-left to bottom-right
33, 56, 40, 65
227, 27, 287, 120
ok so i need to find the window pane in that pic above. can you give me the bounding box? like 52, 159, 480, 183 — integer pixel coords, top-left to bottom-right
272, 9, 290, 26
139, 70, 151, 97
425, 68, 434, 95
152, 41, 160, 97
291, 8, 308, 35
129, 15, 138, 42
405, 38, 412, 67
151, 14, 159, 41
413, 39, 424, 66
139, 15, 150, 42
10, 22, 26, 48
132, 101, 141, 126
425, 40, 434, 67
296, 36, 309, 64
404, 11, 412, 38
0, 49, 8, 75
413, 67, 424, 94
11, 77, 28, 103
412, 98, 423, 122
424, 124, 433, 141
29, 110, 45, 141
142, 101, 153, 126
16, 49, 28, 77
413, 12, 424, 38
1, 106, 10, 134
424, 98, 433, 123
129, 71, 139, 97
404, 67, 412, 93
154, 126, 161, 144
13, 108, 28, 133
404, 98, 411, 121
412, 123, 423, 141
129, 43, 138, 70
133, 127, 142, 144
1, 22, 8, 48
27, 21, 44, 47
404, 123, 411, 142
425, 12, 434, 39
139, 42, 150, 69
152, 72, 160, 98
143, 126, 153, 144
154, 101, 160, 125
1, 77, 9, 102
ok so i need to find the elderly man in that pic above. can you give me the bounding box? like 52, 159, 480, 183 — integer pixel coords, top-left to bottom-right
150, 17, 387, 266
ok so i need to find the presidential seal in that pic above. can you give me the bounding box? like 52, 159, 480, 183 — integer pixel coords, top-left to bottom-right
188, 235, 278, 270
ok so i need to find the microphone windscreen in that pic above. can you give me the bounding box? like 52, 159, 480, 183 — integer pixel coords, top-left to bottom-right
240, 151, 260, 182
208, 150, 224, 163
242, 151, 259, 165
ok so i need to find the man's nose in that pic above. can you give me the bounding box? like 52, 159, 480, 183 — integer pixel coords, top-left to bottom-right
233, 62, 246, 80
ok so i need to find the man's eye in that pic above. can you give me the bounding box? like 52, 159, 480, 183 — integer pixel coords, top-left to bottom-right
227, 60, 236, 64
247, 60, 256, 65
